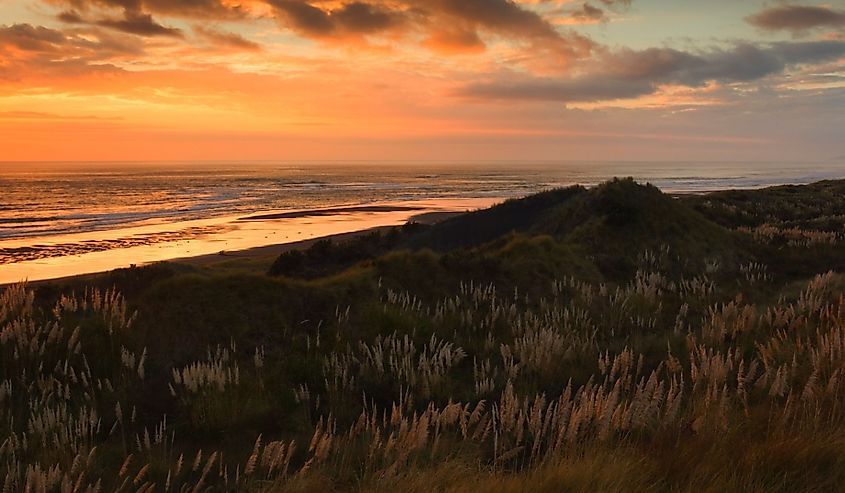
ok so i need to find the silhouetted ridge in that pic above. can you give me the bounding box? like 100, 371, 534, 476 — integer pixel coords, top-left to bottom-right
405, 178, 739, 278
403, 185, 587, 251
552, 179, 738, 276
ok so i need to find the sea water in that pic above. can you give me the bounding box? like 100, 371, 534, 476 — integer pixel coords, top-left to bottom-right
1, 160, 843, 282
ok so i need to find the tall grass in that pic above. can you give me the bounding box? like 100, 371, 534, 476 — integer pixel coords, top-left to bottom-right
4, 254, 845, 490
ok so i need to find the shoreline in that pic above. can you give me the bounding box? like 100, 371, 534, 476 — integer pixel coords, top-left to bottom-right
3, 210, 467, 287
17, 226, 390, 287
169, 226, 394, 268
239, 205, 425, 221
171, 210, 461, 268
8, 174, 843, 287
0, 205, 438, 265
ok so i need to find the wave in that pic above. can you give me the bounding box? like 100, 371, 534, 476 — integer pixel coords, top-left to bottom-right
2, 161, 843, 242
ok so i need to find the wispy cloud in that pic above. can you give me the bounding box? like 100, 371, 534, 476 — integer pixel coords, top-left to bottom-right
96, 11, 183, 37
2, 0, 844, 161
193, 26, 261, 50
457, 41, 845, 103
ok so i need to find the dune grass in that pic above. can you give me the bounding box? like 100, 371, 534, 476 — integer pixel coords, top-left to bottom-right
4, 178, 845, 491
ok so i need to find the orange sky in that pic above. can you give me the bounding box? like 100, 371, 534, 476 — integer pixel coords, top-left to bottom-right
1, 0, 844, 162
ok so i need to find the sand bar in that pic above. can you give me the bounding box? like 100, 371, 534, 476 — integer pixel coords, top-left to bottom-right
0, 198, 499, 285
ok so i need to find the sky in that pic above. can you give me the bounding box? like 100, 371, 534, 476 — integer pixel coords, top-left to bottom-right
0, 0, 844, 162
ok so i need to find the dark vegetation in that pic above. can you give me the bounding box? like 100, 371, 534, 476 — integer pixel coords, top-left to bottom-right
268, 223, 423, 279
5, 178, 845, 492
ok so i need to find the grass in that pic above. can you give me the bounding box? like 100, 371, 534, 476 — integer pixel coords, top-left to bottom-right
4, 178, 845, 491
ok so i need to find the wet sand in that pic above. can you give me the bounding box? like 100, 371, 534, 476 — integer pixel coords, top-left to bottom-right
171, 226, 393, 268
0, 225, 232, 264
174, 211, 463, 268
0, 199, 492, 285
0, 205, 430, 265
240, 205, 424, 221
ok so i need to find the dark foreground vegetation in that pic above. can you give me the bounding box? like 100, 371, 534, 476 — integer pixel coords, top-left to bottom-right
5, 178, 845, 492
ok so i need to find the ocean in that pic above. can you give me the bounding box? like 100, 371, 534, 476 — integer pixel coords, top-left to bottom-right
1, 160, 844, 283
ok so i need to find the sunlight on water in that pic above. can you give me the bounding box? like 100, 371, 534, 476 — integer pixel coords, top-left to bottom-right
1, 160, 843, 283
0, 197, 499, 283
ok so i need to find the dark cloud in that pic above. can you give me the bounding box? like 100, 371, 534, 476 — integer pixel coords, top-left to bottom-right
0, 23, 67, 52
52, 2, 186, 38
267, 0, 335, 36
261, 0, 593, 59
51, 0, 245, 19
266, 1, 404, 38
57, 9, 87, 23
571, 0, 630, 20
439, 0, 597, 59
597, 0, 631, 7
57, 0, 183, 38
45, 0, 595, 59
0, 22, 143, 56
461, 77, 651, 102
332, 2, 399, 33
433, 0, 561, 40
194, 26, 261, 50
143, 0, 246, 18
556, 0, 634, 25
771, 40, 845, 65
601, 44, 786, 85
457, 40, 845, 103
0, 23, 139, 81
571, 3, 605, 22
425, 0, 597, 59
97, 10, 183, 37
747, 5, 845, 35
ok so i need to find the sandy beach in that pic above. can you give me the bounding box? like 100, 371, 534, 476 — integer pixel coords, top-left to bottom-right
0, 201, 488, 285
171, 210, 462, 268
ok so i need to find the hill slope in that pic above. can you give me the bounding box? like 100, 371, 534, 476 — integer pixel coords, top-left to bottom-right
6, 178, 845, 492
402, 178, 742, 279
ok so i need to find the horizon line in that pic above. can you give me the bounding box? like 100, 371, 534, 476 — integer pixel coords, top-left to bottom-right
1, 158, 842, 165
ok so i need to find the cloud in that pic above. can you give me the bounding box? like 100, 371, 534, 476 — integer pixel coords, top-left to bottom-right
429, 0, 597, 60
49, 0, 246, 19
261, 0, 594, 61
0, 23, 67, 52
434, 0, 561, 39
96, 10, 183, 37
423, 26, 486, 54
0, 23, 141, 80
44, 0, 596, 61
460, 77, 652, 102
0, 22, 142, 56
266, 0, 404, 37
437, 0, 598, 62
457, 40, 845, 102
747, 5, 845, 36
567, 0, 633, 23
194, 26, 261, 50
596, 0, 631, 8
53, 3, 185, 38
57, 10, 87, 23
143, 0, 247, 18
571, 3, 605, 23
331, 2, 400, 33
267, 1, 335, 36
548, 0, 632, 25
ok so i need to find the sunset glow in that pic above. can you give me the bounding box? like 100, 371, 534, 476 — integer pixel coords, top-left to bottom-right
1, 0, 844, 161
